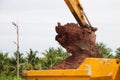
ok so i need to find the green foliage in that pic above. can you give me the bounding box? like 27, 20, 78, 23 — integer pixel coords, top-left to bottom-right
0, 52, 10, 75
8, 52, 26, 76
115, 47, 120, 58
0, 75, 13, 80
20, 49, 40, 70
0, 75, 24, 80
96, 42, 120, 58
1, 45, 120, 79
13, 77, 25, 80
96, 42, 113, 58
40, 47, 70, 69
0, 47, 70, 79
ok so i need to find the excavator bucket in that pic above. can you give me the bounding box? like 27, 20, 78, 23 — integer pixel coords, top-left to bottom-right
22, 58, 120, 80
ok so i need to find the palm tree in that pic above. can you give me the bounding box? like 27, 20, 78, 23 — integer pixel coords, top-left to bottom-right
41, 48, 58, 69
55, 47, 70, 60
115, 47, 120, 58
25, 49, 39, 70
96, 42, 113, 58
9, 52, 25, 76
0, 52, 9, 75
41, 47, 70, 69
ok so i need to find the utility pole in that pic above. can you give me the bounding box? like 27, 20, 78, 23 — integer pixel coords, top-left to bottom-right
12, 21, 20, 78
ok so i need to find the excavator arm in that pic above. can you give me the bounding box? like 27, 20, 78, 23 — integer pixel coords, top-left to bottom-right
64, 0, 94, 29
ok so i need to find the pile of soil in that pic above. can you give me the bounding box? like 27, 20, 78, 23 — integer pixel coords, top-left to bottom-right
51, 23, 101, 69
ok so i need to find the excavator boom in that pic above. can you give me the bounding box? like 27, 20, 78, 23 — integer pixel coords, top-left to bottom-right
64, 0, 92, 28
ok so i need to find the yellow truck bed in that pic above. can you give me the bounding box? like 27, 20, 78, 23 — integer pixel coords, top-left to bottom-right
22, 58, 120, 80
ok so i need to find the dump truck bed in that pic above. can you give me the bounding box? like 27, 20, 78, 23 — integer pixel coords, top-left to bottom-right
22, 58, 120, 80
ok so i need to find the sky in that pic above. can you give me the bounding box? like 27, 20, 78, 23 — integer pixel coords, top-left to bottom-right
0, 0, 120, 56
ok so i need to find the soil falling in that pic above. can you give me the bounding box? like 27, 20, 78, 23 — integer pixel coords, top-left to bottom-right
51, 23, 101, 69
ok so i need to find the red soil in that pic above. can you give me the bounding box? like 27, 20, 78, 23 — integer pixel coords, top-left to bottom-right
51, 23, 101, 69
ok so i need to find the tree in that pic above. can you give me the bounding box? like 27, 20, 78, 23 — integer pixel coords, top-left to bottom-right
24, 49, 39, 70
96, 42, 113, 58
41, 47, 70, 69
0, 52, 9, 75
115, 47, 120, 58
55, 47, 70, 60
9, 52, 25, 76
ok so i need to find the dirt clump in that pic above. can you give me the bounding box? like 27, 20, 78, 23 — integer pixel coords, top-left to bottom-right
51, 23, 101, 69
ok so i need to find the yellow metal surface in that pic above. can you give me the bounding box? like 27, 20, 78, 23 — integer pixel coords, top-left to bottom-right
78, 58, 120, 80
22, 68, 90, 80
22, 58, 120, 80
64, 0, 91, 27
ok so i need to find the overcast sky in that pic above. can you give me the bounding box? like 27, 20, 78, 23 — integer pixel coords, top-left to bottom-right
0, 0, 120, 56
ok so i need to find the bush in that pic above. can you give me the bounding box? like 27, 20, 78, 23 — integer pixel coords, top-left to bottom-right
0, 75, 13, 80
14, 77, 25, 80
0, 75, 24, 80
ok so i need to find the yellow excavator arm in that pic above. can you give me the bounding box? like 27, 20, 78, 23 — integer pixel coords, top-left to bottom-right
64, 0, 93, 28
